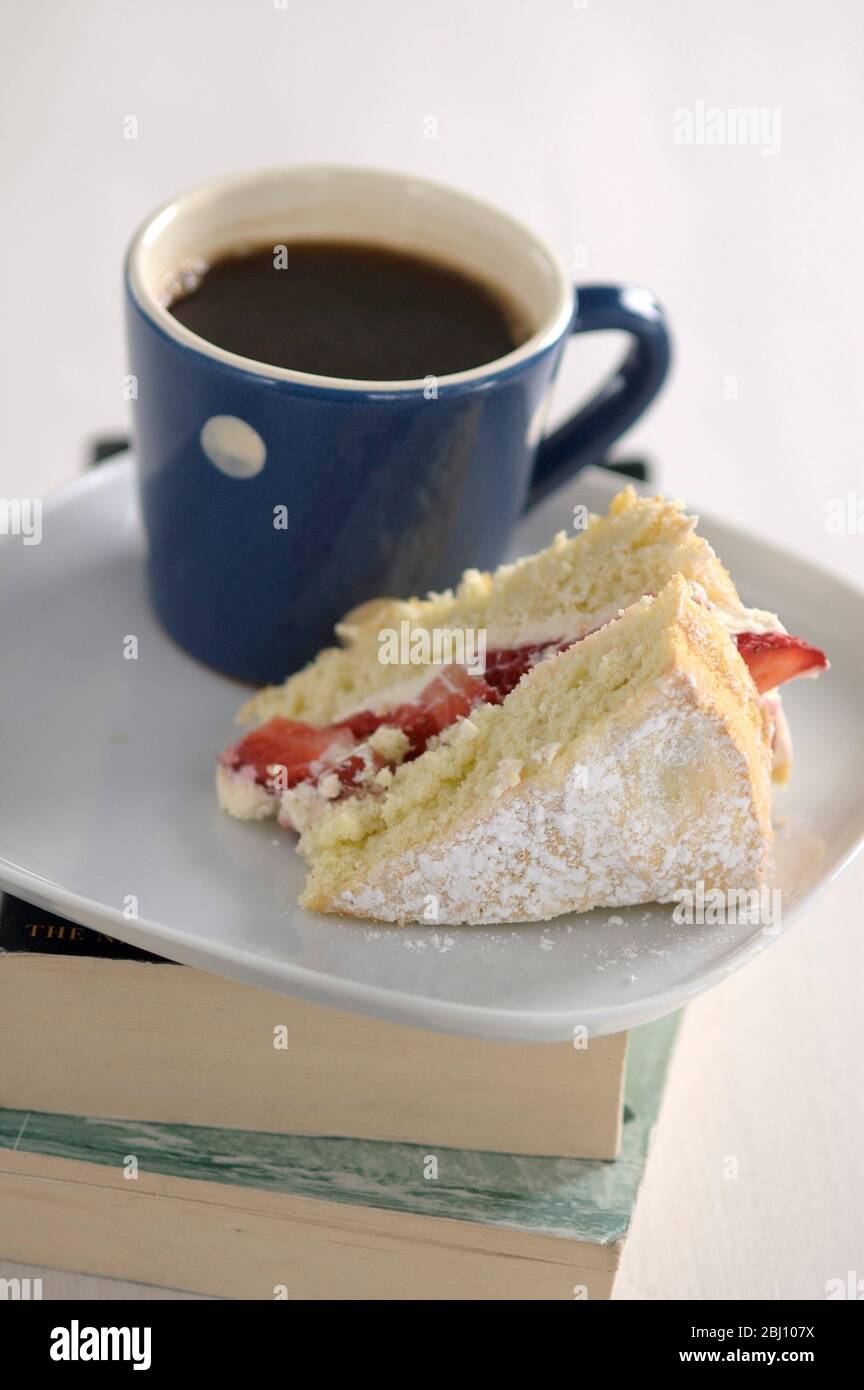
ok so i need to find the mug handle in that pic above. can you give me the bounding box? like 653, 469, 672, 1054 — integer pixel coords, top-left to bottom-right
525, 284, 672, 508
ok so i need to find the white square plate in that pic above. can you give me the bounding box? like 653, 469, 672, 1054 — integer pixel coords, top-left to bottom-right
0, 458, 860, 1039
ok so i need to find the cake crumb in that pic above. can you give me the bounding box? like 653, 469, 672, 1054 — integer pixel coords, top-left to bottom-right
368, 725, 410, 764
491, 758, 523, 797
532, 742, 561, 765
318, 772, 342, 800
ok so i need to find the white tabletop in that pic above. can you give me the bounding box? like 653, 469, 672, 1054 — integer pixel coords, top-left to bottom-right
1, 0, 862, 1300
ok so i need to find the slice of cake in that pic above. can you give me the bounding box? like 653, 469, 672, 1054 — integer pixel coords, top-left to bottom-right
216, 488, 828, 925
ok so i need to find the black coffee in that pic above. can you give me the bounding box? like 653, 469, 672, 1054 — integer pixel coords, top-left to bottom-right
166, 240, 528, 379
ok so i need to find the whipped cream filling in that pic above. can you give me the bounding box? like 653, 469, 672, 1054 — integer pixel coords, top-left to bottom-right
705, 597, 786, 639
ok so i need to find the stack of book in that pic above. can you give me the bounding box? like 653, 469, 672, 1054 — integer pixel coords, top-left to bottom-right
0, 893, 679, 1299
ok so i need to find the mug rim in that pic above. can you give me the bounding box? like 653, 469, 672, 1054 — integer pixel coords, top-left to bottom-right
125, 164, 575, 394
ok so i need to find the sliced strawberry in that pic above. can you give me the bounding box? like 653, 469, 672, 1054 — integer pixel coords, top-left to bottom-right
328, 745, 389, 790
387, 665, 500, 754
419, 665, 500, 730
221, 667, 499, 797
384, 704, 436, 757
483, 640, 568, 696
336, 708, 385, 741
224, 717, 355, 788
735, 632, 828, 693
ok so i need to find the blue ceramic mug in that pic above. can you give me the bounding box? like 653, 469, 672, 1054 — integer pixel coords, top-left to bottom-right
125, 167, 670, 684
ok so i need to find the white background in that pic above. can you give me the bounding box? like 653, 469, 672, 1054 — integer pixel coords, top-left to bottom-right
1, 0, 862, 1300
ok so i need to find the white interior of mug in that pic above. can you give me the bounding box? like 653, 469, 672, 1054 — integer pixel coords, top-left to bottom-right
127, 166, 573, 391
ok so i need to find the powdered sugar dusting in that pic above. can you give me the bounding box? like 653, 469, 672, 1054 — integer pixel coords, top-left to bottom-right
336, 688, 770, 926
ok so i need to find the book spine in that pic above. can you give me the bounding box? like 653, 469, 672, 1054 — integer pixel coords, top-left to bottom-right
0, 892, 166, 963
